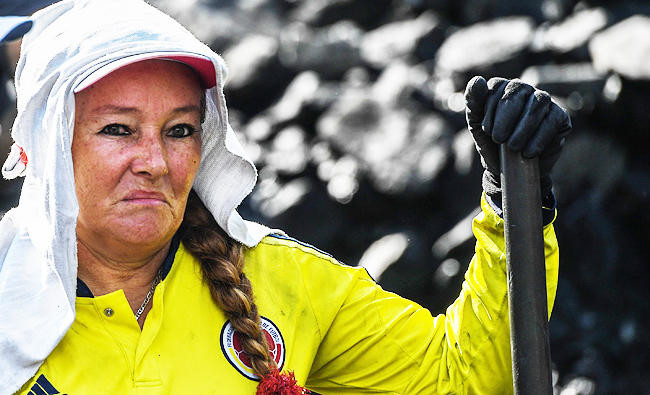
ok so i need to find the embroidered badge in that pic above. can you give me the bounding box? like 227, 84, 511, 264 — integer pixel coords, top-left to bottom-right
220, 316, 285, 380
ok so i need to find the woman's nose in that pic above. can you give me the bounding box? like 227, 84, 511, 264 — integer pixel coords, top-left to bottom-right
130, 132, 168, 178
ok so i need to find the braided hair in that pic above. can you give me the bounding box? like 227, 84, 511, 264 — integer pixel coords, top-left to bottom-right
179, 190, 276, 377
174, 91, 311, 393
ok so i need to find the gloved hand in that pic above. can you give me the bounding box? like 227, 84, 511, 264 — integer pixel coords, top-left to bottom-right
464, 76, 571, 210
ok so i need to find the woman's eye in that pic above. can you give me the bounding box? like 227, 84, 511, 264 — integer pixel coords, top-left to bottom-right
99, 124, 130, 136
168, 124, 198, 138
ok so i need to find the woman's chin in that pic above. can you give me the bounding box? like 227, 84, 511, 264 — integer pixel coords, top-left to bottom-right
107, 215, 178, 246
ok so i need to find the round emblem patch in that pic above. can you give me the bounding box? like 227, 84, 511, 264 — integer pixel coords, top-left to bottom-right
220, 316, 285, 380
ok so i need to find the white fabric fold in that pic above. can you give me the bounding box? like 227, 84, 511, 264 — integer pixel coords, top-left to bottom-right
0, 0, 272, 391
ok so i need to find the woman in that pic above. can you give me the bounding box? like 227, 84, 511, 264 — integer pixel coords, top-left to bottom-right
0, 0, 568, 394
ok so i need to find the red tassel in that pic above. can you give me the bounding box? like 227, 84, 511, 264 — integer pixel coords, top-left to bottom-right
18, 146, 28, 165
256, 369, 309, 395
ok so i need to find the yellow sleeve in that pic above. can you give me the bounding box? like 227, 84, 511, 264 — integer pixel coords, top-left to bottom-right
305, 195, 559, 394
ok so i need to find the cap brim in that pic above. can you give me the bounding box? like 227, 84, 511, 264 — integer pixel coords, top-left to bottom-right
73, 52, 217, 93
0, 16, 33, 43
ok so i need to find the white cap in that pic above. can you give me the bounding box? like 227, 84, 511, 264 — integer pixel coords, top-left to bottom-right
73, 51, 217, 93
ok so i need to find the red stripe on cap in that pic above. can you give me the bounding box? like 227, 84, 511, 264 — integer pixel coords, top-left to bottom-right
164, 55, 216, 89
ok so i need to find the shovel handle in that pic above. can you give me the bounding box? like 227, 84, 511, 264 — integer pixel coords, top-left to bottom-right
500, 145, 553, 395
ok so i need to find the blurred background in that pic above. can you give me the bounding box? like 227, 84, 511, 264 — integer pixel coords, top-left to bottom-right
1, 0, 648, 393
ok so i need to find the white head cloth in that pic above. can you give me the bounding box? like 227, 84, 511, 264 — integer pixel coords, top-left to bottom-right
0, 0, 272, 391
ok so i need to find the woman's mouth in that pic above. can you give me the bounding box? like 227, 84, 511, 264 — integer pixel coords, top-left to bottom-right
122, 190, 168, 205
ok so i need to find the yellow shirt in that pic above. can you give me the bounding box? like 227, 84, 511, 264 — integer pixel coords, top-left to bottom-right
18, 197, 559, 394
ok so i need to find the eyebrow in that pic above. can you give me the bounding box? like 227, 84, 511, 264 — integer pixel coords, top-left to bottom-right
90, 104, 201, 115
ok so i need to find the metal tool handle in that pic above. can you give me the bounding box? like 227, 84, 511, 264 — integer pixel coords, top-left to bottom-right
499, 145, 553, 394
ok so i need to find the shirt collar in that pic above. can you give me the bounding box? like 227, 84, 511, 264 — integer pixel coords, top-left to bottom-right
76, 232, 182, 298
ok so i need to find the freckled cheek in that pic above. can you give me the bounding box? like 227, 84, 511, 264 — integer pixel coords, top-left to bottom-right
171, 150, 201, 194
184, 156, 201, 187
73, 142, 129, 204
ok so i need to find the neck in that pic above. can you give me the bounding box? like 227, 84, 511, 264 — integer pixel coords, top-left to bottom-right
76, 237, 171, 322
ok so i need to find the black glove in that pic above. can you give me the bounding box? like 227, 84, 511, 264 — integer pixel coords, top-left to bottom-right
464, 76, 571, 214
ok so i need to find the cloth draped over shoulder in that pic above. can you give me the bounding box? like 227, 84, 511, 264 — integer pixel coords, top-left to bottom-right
0, 0, 272, 392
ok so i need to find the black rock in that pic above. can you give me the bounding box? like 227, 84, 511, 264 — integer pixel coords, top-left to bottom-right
552, 131, 626, 205
317, 85, 453, 195
290, 0, 394, 30
435, 16, 536, 88
278, 21, 364, 79
589, 15, 650, 80
222, 35, 295, 114
519, 63, 606, 114
586, 0, 650, 25
589, 78, 650, 153
266, 71, 321, 126
360, 12, 444, 68
458, 0, 546, 24
357, 232, 410, 281
264, 126, 310, 176
532, 7, 609, 59
371, 61, 430, 109
223, 35, 279, 90
151, 1, 249, 51
247, 172, 312, 219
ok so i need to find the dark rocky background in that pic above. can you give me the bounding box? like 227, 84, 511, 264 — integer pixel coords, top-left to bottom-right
1, 0, 648, 393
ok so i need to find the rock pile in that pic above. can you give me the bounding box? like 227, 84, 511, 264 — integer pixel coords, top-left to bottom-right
1, 0, 647, 392
160, 1, 650, 392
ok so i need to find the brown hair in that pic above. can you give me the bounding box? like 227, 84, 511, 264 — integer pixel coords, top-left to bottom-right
179, 190, 275, 377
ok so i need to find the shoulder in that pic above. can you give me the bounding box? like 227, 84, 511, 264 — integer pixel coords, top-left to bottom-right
245, 234, 377, 338
254, 234, 339, 263
244, 233, 373, 290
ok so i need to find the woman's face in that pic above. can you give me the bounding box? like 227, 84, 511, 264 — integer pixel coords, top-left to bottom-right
72, 60, 203, 250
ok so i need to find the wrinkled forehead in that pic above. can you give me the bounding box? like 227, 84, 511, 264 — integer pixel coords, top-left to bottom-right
72, 59, 208, 126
